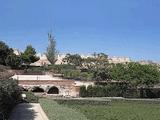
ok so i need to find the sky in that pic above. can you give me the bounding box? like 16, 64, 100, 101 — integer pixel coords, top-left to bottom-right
0, 0, 160, 62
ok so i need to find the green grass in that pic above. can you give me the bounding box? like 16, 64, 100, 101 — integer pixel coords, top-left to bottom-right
39, 99, 88, 120
40, 98, 160, 120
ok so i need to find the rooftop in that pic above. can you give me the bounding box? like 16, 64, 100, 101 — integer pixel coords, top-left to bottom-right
12, 75, 65, 81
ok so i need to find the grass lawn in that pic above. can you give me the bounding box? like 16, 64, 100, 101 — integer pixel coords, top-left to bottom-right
40, 98, 160, 120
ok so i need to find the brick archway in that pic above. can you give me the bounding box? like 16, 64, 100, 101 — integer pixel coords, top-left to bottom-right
32, 87, 45, 93
47, 86, 59, 94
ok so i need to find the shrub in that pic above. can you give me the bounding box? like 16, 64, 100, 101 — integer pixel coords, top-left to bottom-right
23, 67, 44, 75
0, 79, 21, 119
45, 64, 75, 73
22, 91, 39, 103
62, 70, 93, 80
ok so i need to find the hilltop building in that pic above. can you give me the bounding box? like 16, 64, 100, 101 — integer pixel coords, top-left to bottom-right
108, 56, 131, 64
13, 48, 131, 66
31, 53, 131, 66
13, 49, 22, 56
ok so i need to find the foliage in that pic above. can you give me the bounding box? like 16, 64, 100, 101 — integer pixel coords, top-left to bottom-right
83, 53, 109, 71
0, 41, 21, 68
0, 41, 12, 65
62, 69, 93, 80
5, 53, 22, 68
80, 84, 128, 97
83, 53, 111, 81
93, 69, 111, 81
40, 98, 88, 120
0, 65, 13, 80
110, 62, 160, 87
46, 32, 58, 65
0, 79, 21, 119
21, 45, 39, 65
46, 64, 75, 74
23, 67, 44, 75
79, 86, 88, 97
63, 54, 83, 68
22, 91, 39, 103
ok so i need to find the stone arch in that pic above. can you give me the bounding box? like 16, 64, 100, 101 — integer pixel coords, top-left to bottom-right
47, 86, 59, 94
32, 86, 45, 93
19, 86, 28, 92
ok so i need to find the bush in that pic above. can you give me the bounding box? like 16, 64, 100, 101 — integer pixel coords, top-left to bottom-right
0, 79, 21, 119
23, 67, 44, 75
45, 64, 75, 73
22, 91, 39, 103
62, 70, 93, 80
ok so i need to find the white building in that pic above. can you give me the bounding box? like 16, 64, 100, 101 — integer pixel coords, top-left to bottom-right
30, 54, 51, 66
108, 56, 131, 64
13, 49, 22, 56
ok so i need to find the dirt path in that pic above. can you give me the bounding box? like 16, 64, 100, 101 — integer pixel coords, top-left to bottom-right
9, 103, 49, 120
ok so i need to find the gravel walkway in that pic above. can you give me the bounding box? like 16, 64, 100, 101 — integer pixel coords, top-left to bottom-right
9, 103, 49, 120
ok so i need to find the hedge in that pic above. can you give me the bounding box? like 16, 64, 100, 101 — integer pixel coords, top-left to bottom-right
0, 79, 21, 119
80, 84, 128, 97
80, 85, 160, 98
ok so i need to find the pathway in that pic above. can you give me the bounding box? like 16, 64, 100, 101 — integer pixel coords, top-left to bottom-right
9, 103, 49, 120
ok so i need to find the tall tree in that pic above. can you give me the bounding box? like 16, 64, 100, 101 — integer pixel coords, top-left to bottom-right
21, 45, 39, 65
0, 41, 12, 65
46, 32, 58, 64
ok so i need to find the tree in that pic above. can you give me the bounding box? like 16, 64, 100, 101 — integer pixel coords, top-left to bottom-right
110, 62, 160, 87
110, 63, 128, 81
0, 41, 12, 65
83, 53, 109, 71
83, 53, 110, 81
63, 54, 83, 68
46, 32, 58, 64
5, 53, 22, 68
21, 45, 39, 65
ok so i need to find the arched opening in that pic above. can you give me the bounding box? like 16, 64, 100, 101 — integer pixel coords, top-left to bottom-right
47, 86, 59, 94
32, 87, 44, 93
19, 86, 28, 92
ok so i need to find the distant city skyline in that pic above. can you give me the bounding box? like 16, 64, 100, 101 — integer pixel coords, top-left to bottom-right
1, 0, 160, 62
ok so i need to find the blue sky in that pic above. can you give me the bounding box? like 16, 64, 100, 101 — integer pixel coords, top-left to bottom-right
0, 0, 160, 62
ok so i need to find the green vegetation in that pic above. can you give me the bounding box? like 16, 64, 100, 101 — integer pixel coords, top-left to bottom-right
40, 98, 88, 120
0, 79, 21, 119
62, 70, 93, 80
80, 84, 128, 97
23, 66, 45, 75
0, 65, 13, 80
46, 32, 58, 65
110, 63, 160, 87
22, 91, 39, 103
40, 98, 160, 120
0, 41, 22, 68
63, 54, 83, 68
21, 45, 39, 66
0, 41, 39, 68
